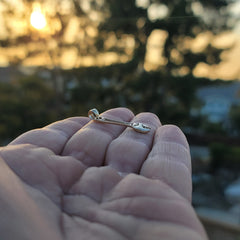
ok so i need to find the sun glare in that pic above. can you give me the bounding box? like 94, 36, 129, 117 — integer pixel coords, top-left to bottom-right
30, 4, 47, 30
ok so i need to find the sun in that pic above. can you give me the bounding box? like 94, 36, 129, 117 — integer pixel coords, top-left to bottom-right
30, 4, 47, 30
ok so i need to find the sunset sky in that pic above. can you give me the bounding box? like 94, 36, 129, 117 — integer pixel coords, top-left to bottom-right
0, 0, 240, 81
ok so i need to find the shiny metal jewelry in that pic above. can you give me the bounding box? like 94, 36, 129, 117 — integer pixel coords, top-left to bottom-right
88, 108, 151, 134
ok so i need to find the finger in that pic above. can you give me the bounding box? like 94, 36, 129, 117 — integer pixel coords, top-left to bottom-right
62, 108, 134, 167
105, 112, 161, 174
9, 117, 90, 155
140, 125, 192, 202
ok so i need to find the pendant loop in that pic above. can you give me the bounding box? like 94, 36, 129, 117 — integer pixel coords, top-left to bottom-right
88, 108, 100, 120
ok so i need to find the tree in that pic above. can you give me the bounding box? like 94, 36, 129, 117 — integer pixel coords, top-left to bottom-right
230, 104, 240, 135
65, 0, 232, 125
0, 75, 58, 144
0, 0, 232, 70
0, 0, 234, 132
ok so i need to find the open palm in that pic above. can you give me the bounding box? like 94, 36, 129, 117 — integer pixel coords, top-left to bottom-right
0, 108, 207, 240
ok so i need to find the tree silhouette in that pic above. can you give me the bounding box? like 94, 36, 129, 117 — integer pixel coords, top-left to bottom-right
0, 76, 57, 144
0, 0, 235, 143
66, 0, 232, 124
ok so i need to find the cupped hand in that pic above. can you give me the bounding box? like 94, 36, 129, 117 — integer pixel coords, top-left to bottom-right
0, 108, 208, 240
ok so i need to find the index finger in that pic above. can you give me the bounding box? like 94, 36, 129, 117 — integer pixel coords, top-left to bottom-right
9, 117, 90, 154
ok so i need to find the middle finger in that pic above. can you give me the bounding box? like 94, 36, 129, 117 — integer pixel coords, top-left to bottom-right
62, 108, 134, 167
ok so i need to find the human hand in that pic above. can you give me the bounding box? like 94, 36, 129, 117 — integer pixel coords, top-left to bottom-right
0, 108, 208, 240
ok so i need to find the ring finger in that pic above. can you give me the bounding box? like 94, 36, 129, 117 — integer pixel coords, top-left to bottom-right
105, 112, 161, 174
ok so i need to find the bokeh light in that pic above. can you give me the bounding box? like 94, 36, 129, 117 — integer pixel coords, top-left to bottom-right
30, 3, 47, 30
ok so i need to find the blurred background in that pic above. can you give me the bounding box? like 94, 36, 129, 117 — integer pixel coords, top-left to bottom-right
0, 0, 240, 239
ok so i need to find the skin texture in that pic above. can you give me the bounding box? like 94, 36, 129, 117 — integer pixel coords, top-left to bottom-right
0, 108, 208, 240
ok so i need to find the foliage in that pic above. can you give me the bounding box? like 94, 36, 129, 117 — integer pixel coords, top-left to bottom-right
0, 0, 235, 143
0, 0, 231, 70
230, 105, 240, 134
202, 122, 227, 135
64, 66, 211, 126
0, 76, 58, 144
209, 143, 240, 173
61, 0, 231, 125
